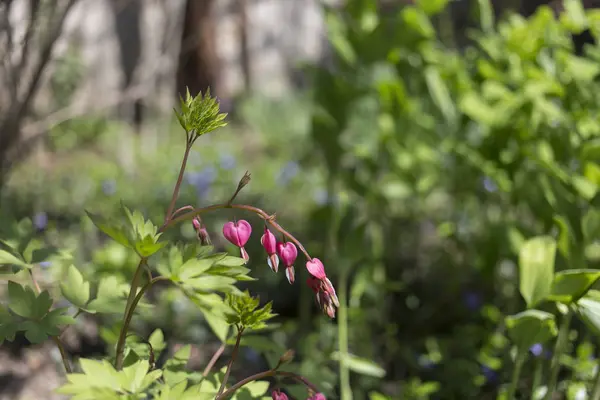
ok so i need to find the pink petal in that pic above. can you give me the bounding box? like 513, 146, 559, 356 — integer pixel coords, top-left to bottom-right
240, 247, 249, 264
235, 220, 252, 246
306, 258, 326, 279
222, 221, 240, 246
192, 218, 201, 230
267, 254, 279, 273
261, 227, 277, 254
323, 277, 339, 307
222, 220, 252, 247
285, 266, 295, 284
277, 242, 298, 267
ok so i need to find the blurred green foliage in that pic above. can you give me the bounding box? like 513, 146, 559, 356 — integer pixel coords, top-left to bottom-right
3, 0, 600, 399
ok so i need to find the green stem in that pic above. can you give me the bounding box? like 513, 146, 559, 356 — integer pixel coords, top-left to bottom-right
52, 336, 72, 373
592, 362, 600, 400
338, 267, 352, 400
217, 326, 244, 396
506, 350, 526, 400
545, 309, 573, 400
114, 269, 163, 370
216, 370, 319, 400
27, 269, 71, 373
531, 357, 543, 400
164, 140, 193, 223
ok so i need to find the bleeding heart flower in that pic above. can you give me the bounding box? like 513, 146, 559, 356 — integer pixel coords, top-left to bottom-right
307, 275, 339, 319
307, 393, 326, 400
261, 227, 279, 272
306, 258, 326, 279
272, 389, 289, 400
277, 241, 298, 284
223, 220, 252, 263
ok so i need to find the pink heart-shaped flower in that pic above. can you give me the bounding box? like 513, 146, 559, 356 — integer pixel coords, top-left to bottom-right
222, 220, 252, 247
306, 258, 326, 280
276, 242, 298, 268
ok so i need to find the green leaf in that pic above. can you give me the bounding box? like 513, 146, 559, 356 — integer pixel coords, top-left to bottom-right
21, 321, 48, 344
505, 310, 558, 351
175, 88, 228, 136
7, 281, 37, 318
416, 0, 449, 16
60, 265, 90, 308
401, 7, 435, 38
331, 351, 386, 378
233, 381, 270, 399
424, 66, 455, 122
562, 0, 588, 32
583, 209, 600, 242
226, 291, 277, 331
547, 270, 600, 304
178, 258, 215, 281
0, 249, 27, 268
163, 345, 192, 387
576, 291, 600, 337
477, 0, 494, 33
185, 276, 238, 293
86, 211, 132, 249
519, 236, 556, 307
202, 309, 230, 343
32, 290, 52, 319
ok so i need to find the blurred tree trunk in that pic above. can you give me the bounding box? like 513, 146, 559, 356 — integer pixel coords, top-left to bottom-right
109, 0, 143, 132
0, 0, 77, 191
236, 0, 251, 91
176, 0, 219, 97
109, 0, 142, 174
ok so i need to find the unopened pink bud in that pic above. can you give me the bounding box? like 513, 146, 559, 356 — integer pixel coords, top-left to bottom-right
306, 258, 326, 279
261, 227, 277, 254
308, 394, 326, 400
192, 217, 201, 230
272, 390, 289, 400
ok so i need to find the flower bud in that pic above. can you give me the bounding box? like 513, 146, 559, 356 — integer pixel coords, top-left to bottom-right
272, 389, 289, 400
308, 393, 326, 400
223, 220, 252, 263
261, 227, 279, 272
193, 217, 212, 245
279, 349, 295, 364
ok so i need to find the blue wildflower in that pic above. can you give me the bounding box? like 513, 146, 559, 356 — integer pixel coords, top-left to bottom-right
101, 179, 117, 196
277, 161, 299, 186
187, 167, 216, 199
463, 291, 482, 311
33, 212, 48, 230
482, 177, 497, 193
313, 189, 329, 206
39, 261, 52, 269
219, 153, 236, 170
530, 343, 543, 357
481, 365, 497, 383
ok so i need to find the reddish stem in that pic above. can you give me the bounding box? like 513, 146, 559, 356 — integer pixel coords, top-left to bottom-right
203, 343, 226, 376
215, 369, 320, 399
163, 204, 311, 260
164, 141, 193, 225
